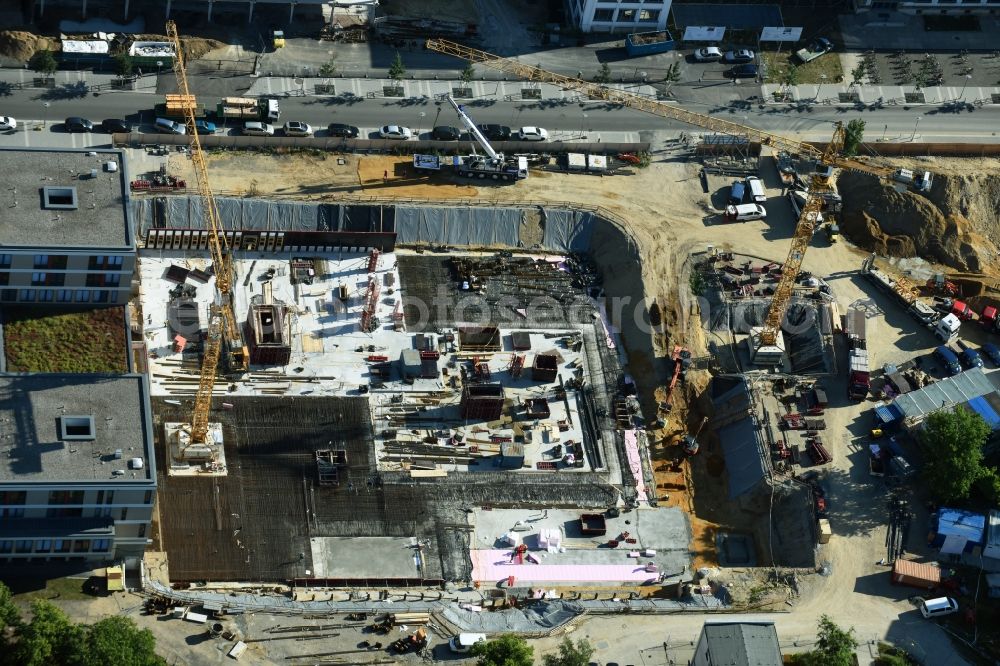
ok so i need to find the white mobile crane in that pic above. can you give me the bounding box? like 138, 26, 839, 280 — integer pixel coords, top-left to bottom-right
413, 95, 528, 181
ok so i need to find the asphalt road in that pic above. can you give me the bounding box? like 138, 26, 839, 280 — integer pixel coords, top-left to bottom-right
1, 86, 999, 143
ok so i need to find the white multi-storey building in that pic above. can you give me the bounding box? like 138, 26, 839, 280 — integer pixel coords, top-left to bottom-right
567, 0, 672, 33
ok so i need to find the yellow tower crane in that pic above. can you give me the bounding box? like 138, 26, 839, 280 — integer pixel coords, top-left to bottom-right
425, 39, 933, 353
165, 21, 248, 451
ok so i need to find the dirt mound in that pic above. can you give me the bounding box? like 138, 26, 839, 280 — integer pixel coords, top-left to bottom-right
0, 30, 59, 62
837, 171, 998, 273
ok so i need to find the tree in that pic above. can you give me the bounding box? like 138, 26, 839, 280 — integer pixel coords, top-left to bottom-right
82, 616, 164, 666
793, 615, 858, 666
0, 581, 20, 632
920, 407, 991, 503
113, 54, 134, 78
471, 634, 533, 666
543, 637, 594, 666
388, 51, 406, 81
842, 119, 866, 157
783, 64, 800, 88
319, 56, 337, 77
28, 49, 57, 76
850, 63, 865, 87
593, 62, 612, 84
12, 600, 85, 666
460, 61, 476, 85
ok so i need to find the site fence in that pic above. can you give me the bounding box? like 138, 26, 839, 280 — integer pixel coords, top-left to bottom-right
113, 132, 650, 155
804, 141, 1000, 158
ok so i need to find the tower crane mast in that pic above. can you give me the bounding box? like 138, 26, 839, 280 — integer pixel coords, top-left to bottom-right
166, 21, 247, 449
425, 39, 933, 352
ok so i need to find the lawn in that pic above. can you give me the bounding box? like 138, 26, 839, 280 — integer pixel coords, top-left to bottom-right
9, 576, 95, 602
3, 306, 129, 373
761, 50, 844, 85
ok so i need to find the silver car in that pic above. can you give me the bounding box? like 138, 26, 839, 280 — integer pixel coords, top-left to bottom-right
283, 121, 313, 137
243, 121, 275, 137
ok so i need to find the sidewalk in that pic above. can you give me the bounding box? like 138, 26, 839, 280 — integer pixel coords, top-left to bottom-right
761, 82, 999, 107
0, 68, 159, 93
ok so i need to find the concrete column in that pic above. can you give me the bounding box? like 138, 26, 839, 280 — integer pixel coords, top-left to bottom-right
81, 0, 87, 18
207, 0, 213, 22
288, 1, 295, 24
123, 0, 129, 19
248, 0, 255, 23
165, 0, 171, 18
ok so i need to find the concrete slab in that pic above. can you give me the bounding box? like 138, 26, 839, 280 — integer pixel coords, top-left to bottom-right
309, 536, 426, 579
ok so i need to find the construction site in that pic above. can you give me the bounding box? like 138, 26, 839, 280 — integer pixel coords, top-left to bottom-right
66, 25, 1000, 664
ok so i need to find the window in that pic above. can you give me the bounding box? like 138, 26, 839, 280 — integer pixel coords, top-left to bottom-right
33, 254, 48, 268
96, 490, 104, 504
47, 507, 83, 518
639, 9, 659, 21
138, 524, 147, 538
56, 289, 72, 302
31, 272, 45, 285
0, 541, 11, 554
16, 540, 32, 553
59, 416, 94, 441
106, 491, 114, 504
75, 290, 90, 303
144, 490, 153, 504
120, 508, 128, 521
19, 289, 34, 302
72, 540, 91, 552
41, 186, 78, 210
593, 8, 614, 20
618, 8, 636, 21
0, 273, 7, 287
1, 508, 24, 518
31, 273, 62, 286
54, 540, 71, 553
92, 539, 110, 552
0, 254, 10, 268
38, 290, 53, 302
96, 507, 113, 518
0, 491, 26, 504
1, 289, 16, 302
93, 290, 110, 304
86, 273, 121, 288
89, 255, 124, 270
35, 540, 51, 552
48, 490, 85, 505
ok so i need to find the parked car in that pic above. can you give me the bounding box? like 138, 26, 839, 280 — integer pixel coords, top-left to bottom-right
380, 125, 412, 140
432, 125, 461, 141
0, 116, 16, 131
477, 124, 511, 141
283, 121, 313, 137
692, 47, 723, 62
728, 64, 759, 79
518, 126, 549, 141
918, 596, 959, 619
723, 49, 755, 64
64, 117, 94, 133
957, 345, 983, 369
327, 123, 360, 138
242, 121, 275, 137
982, 343, 1000, 367
194, 119, 217, 135
154, 117, 186, 135
449, 633, 487, 653
101, 118, 132, 133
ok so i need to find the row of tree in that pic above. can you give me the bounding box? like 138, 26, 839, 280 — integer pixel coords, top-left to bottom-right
0, 583, 164, 666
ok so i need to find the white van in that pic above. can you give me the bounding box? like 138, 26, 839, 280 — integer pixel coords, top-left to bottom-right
449, 633, 487, 653
724, 203, 767, 222
745, 176, 766, 203
918, 596, 958, 619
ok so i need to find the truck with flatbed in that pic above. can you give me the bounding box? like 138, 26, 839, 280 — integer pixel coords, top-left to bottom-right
861, 255, 960, 342
795, 38, 833, 64
845, 308, 870, 401
216, 97, 281, 123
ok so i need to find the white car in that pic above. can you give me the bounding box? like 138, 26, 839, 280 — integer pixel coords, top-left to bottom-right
243, 121, 275, 137
380, 125, 412, 140
283, 121, 313, 137
518, 126, 548, 141
693, 47, 723, 62
0, 116, 17, 131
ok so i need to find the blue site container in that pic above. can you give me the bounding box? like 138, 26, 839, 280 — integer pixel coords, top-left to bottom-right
624, 30, 675, 57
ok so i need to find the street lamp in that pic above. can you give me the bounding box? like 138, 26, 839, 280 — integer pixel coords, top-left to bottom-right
42, 102, 49, 129
156, 60, 163, 77
816, 74, 827, 103
580, 113, 588, 139
910, 116, 921, 142
961, 74, 973, 102
417, 111, 425, 135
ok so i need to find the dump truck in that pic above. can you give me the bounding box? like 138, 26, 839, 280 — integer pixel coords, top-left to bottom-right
216, 97, 281, 122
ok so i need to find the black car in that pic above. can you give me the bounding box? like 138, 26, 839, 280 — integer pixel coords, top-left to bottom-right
327, 123, 360, 138
476, 124, 511, 141
65, 117, 94, 133
432, 125, 461, 141
100, 118, 132, 133
728, 64, 758, 79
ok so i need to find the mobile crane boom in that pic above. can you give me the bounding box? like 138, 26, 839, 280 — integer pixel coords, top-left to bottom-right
166, 21, 247, 449
426, 39, 933, 350
445, 95, 500, 161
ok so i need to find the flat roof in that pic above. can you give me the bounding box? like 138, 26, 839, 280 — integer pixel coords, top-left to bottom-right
893, 367, 999, 420
0, 374, 153, 483
0, 148, 132, 249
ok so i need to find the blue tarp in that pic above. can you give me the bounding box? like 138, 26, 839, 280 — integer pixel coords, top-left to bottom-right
966, 396, 1000, 431
932, 507, 986, 551
874, 404, 903, 425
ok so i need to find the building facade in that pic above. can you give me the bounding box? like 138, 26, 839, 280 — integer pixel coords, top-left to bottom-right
854, 0, 1000, 13
0, 148, 135, 306
0, 374, 156, 563
567, 0, 671, 33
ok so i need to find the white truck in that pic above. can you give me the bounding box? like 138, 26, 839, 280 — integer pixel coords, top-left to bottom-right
412, 96, 528, 182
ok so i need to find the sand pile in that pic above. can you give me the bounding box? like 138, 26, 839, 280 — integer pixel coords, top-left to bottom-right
0, 30, 59, 62
837, 170, 999, 273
